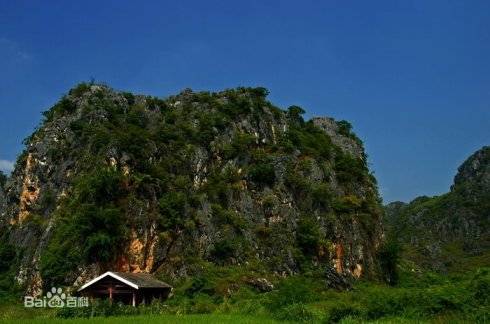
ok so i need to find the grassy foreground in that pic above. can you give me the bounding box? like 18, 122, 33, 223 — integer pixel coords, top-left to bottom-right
0, 263, 488, 323
0, 314, 280, 324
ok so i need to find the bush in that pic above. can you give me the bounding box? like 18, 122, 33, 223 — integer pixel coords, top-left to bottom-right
286, 122, 332, 159
326, 304, 363, 323
255, 225, 272, 238
358, 276, 484, 321
248, 163, 276, 187
210, 239, 237, 263
336, 120, 353, 137
266, 277, 318, 311
469, 268, 490, 304
332, 195, 362, 213
189, 294, 218, 314
362, 289, 413, 319
122, 92, 135, 105
68, 82, 91, 97
158, 191, 188, 230
75, 168, 124, 205
296, 216, 321, 255
42, 97, 77, 121
311, 183, 333, 210
185, 277, 214, 297
285, 167, 311, 194
334, 152, 366, 184
273, 302, 316, 322
0, 241, 15, 273
250, 87, 269, 98
211, 204, 246, 230
287, 105, 305, 124
378, 237, 401, 286
223, 133, 256, 160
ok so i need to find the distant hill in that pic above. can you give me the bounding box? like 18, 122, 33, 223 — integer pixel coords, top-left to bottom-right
385, 146, 490, 272
0, 83, 383, 296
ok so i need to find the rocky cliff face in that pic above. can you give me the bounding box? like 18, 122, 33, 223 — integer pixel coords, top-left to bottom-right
385, 146, 490, 271
0, 84, 383, 295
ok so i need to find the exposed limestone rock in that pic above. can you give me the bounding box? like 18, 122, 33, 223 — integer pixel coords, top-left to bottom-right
312, 117, 364, 159
16, 153, 40, 224
245, 277, 274, 292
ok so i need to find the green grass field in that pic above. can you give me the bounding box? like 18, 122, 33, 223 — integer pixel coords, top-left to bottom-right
0, 314, 281, 324
0, 312, 480, 324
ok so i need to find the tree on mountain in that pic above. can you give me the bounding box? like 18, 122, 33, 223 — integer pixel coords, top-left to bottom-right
0, 171, 7, 188
378, 235, 401, 286
287, 105, 306, 124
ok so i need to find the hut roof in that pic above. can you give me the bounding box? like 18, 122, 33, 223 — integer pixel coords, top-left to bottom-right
78, 271, 172, 291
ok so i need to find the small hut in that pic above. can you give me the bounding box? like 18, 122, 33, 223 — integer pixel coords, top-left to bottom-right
77, 272, 172, 306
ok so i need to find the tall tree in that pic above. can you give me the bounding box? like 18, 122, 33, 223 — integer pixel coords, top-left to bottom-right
0, 171, 7, 188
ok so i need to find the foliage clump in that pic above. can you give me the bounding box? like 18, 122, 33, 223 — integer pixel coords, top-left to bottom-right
40, 168, 129, 288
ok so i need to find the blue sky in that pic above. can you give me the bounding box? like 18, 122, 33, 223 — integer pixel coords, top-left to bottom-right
1, 0, 489, 203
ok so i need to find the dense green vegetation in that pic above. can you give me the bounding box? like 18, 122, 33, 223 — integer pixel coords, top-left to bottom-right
0, 314, 279, 324
1, 265, 488, 323
384, 147, 490, 272
377, 236, 402, 286
40, 168, 129, 288
0, 234, 21, 301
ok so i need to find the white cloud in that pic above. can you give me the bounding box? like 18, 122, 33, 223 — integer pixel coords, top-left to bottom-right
0, 37, 32, 62
0, 160, 14, 174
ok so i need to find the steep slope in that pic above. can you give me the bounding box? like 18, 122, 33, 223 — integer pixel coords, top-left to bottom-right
385, 146, 490, 271
0, 84, 383, 296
